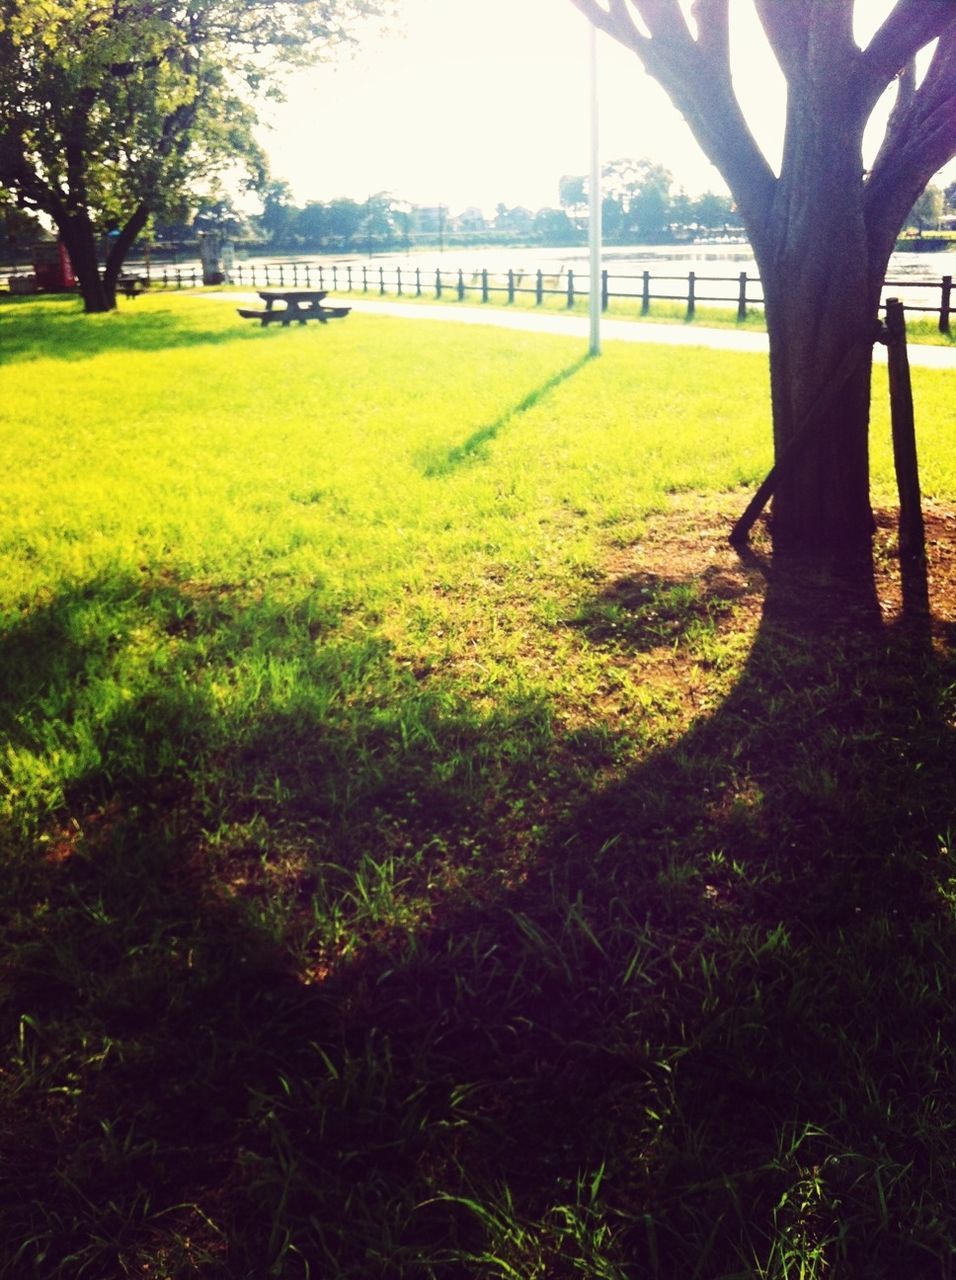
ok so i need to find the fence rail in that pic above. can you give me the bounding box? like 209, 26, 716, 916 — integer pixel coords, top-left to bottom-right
5, 260, 953, 332
221, 261, 951, 333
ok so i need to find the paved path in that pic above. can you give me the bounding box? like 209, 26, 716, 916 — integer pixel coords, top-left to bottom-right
228, 293, 956, 370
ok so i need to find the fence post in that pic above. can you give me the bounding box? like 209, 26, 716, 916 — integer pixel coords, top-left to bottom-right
362, 266, 368, 293
331, 265, 337, 290
292, 262, 298, 286
435, 268, 442, 298
641, 270, 650, 316
687, 271, 696, 320
507, 269, 514, 304
737, 271, 748, 321
482, 269, 489, 303
567, 269, 574, 309
380, 266, 386, 295
415, 267, 422, 297
397, 266, 403, 297
304, 264, 311, 287
279, 263, 285, 285
601, 269, 609, 312
347, 266, 353, 292
264, 265, 271, 286
457, 268, 465, 301
536, 269, 543, 306
885, 298, 925, 558
940, 275, 952, 334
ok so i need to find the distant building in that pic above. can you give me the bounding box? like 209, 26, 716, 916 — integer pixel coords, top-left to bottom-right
451, 207, 488, 233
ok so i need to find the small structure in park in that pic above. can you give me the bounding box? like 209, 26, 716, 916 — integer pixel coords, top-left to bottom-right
7, 240, 76, 294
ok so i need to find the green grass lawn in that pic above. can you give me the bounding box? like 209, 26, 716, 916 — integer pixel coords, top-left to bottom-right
1, 293, 956, 1278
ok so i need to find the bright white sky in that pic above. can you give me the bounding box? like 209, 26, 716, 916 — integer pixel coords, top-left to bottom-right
257, 0, 953, 215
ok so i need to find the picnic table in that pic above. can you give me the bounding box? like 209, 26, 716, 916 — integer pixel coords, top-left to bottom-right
237, 289, 351, 327
116, 276, 148, 298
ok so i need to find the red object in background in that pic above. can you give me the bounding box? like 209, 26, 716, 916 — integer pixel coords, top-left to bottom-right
33, 240, 76, 291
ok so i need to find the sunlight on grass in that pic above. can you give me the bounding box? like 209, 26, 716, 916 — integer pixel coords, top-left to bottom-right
2, 292, 955, 1279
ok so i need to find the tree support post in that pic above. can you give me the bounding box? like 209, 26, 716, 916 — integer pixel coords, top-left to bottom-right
729, 338, 877, 550
883, 299, 925, 558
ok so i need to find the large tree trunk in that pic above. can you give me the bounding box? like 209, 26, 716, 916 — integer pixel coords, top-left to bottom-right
760, 272, 881, 556
58, 211, 114, 313
746, 31, 886, 558
752, 163, 887, 556
57, 204, 150, 312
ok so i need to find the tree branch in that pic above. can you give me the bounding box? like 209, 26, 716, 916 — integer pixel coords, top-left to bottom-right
567, 0, 649, 54
857, 0, 955, 115
865, 21, 956, 260
571, 0, 777, 242
692, 0, 729, 65
752, 0, 812, 81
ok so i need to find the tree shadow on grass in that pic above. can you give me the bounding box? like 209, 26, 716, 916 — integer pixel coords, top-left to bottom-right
422, 355, 592, 476
0, 295, 264, 365
2, 529, 955, 1278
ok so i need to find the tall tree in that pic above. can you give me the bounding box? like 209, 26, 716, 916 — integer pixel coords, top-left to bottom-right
570, 0, 956, 557
0, 0, 383, 312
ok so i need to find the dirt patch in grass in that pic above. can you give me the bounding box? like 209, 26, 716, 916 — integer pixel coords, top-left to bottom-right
607, 491, 956, 631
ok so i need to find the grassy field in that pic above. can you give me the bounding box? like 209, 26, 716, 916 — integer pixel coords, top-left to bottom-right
2, 293, 956, 1279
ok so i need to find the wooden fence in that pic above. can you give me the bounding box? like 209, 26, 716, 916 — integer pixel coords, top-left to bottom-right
131, 260, 956, 334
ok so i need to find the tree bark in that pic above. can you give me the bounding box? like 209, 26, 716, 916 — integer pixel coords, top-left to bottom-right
57, 212, 113, 313
52, 204, 148, 313
753, 66, 884, 555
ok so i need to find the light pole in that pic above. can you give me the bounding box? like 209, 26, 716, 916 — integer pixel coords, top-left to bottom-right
589, 19, 602, 357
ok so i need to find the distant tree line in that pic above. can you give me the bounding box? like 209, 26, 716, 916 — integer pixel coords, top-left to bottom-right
558, 158, 737, 242
146, 159, 744, 255
3, 164, 952, 267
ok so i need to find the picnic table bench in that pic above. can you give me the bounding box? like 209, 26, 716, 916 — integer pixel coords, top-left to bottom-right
116, 276, 148, 298
237, 289, 351, 327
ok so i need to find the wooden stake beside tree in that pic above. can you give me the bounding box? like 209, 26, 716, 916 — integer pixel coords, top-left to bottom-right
883, 299, 925, 559
570, 0, 956, 563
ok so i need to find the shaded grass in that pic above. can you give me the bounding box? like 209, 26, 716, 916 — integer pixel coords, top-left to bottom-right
1, 294, 956, 1278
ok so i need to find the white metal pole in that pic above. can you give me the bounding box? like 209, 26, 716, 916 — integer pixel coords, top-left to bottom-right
588, 20, 601, 357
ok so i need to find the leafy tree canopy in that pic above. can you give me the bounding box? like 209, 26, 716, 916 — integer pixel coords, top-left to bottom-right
0, 0, 387, 308
907, 183, 945, 230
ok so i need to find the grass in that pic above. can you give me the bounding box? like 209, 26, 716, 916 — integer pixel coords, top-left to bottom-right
1, 292, 956, 1278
